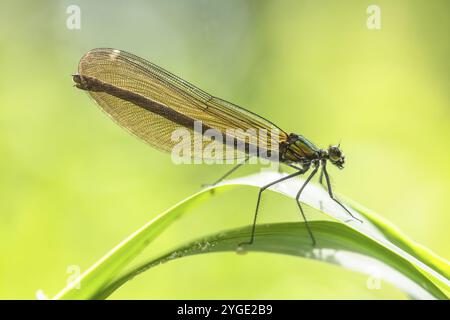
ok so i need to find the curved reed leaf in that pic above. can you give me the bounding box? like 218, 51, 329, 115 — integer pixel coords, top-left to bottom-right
52, 172, 449, 300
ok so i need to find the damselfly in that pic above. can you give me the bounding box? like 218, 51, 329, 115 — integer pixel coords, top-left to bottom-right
73, 48, 361, 246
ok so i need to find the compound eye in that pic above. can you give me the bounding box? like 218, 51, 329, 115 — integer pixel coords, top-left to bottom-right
329, 146, 342, 161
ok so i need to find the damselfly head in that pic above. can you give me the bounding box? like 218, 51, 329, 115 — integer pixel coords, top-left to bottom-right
327, 145, 345, 169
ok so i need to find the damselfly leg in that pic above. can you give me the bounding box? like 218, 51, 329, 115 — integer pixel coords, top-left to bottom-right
321, 162, 363, 223
295, 165, 319, 246
202, 155, 250, 187
238, 161, 361, 249
238, 168, 309, 248
319, 167, 327, 189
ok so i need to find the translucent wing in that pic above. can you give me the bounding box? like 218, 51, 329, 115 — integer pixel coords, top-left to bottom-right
76, 48, 288, 160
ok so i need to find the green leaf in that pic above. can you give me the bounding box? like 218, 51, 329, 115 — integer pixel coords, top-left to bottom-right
52, 185, 229, 300
52, 172, 450, 300
95, 221, 446, 300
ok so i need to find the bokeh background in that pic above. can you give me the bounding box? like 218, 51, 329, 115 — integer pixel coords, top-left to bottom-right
0, 0, 448, 299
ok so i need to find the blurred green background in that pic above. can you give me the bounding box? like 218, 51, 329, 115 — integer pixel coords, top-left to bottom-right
0, 0, 448, 299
